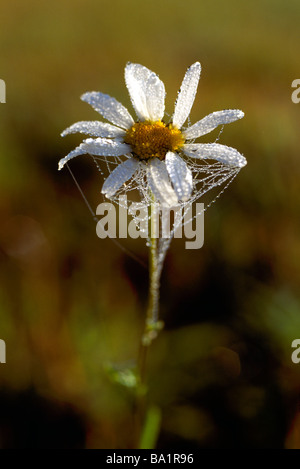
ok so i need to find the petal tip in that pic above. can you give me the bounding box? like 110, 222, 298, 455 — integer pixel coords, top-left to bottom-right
80, 91, 92, 102
235, 153, 247, 168
240, 157, 247, 168
189, 62, 201, 74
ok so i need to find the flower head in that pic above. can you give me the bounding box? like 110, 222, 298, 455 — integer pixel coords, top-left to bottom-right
59, 62, 246, 206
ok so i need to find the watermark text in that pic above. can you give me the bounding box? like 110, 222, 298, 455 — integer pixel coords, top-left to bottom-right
0, 79, 6, 103
291, 339, 300, 364
0, 339, 6, 363
291, 79, 300, 104
96, 196, 204, 249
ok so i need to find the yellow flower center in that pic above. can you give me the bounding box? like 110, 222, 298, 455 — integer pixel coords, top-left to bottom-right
124, 120, 185, 161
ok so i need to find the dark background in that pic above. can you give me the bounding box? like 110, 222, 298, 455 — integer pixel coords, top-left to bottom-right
0, 0, 300, 449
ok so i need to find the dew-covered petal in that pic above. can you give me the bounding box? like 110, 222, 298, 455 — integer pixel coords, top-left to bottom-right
183, 143, 247, 168
81, 92, 134, 129
147, 159, 178, 207
58, 138, 131, 170
165, 152, 193, 201
61, 121, 126, 139
125, 63, 165, 121
101, 157, 139, 198
172, 62, 201, 129
183, 110, 244, 139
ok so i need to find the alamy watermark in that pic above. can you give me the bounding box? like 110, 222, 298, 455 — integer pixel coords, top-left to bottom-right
96, 195, 204, 249
0, 79, 6, 103
291, 339, 300, 364
291, 79, 300, 104
0, 340, 6, 363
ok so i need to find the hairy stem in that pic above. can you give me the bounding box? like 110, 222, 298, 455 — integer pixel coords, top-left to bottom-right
146, 200, 159, 324
135, 196, 164, 448
143, 197, 164, 346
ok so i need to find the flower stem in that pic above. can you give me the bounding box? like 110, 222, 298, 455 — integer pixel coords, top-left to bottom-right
137, 197, 162, 390
143, 197, 164, 346
135, 195, 164, 448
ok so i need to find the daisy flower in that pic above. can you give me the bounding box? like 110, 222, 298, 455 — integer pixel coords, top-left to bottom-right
58, 62, 246, 206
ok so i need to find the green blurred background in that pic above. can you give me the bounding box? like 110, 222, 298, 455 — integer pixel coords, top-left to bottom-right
0, 0, 300, 449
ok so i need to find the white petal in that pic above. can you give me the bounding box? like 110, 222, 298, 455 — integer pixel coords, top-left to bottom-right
183, 110, 244, 139
125, 63, 165, 121
101, 157, 139, 198
81, 92, 134, 129
147, 159, 178, 207
61, 121, 126, 139
183, 143, 247, 168
58, 147, 86, 170
165, 152, 193, 201
172, 62, 201, 129
58, 138, 131, 170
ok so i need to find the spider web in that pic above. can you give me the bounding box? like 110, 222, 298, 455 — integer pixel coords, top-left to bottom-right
88, 151, 241, 272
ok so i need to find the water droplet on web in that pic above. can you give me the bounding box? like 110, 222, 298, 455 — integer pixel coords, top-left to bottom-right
88, 156, 240, 268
